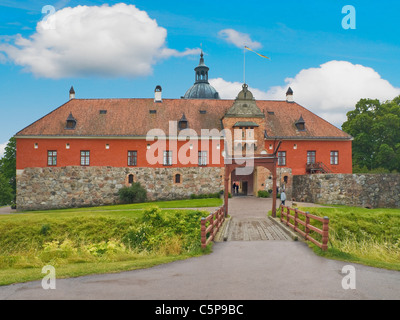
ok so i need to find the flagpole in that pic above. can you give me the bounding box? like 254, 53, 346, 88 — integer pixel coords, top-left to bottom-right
243, 46, 246, 84
243, 46, 270, 84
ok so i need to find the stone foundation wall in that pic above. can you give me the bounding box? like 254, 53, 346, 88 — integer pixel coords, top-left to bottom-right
264, 167, 293, 198
292, 174, 400, 208
17, 166, 224, 211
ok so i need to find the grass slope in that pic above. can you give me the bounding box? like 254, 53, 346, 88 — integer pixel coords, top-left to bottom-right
278, 205, 400, 271
0, 199, 220, 285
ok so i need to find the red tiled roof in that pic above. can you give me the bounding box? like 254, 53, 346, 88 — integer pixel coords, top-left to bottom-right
16, 98, 351, 140
258, 101, 351, 139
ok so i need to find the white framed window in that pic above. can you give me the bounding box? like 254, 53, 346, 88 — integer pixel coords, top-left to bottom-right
198, 151, 208, 166
163, 151, 172, 166
307, 151, 316, 165
330, 151, 339, 165
47, 151, 57, 166
80, 150, 90, 166
278, 151, 286, 166
128, 151, 137, 166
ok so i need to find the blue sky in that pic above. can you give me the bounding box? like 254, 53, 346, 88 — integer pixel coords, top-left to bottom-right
1, 0, 400, 153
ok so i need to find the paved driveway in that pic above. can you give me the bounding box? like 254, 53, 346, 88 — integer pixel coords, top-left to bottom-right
0, 197, 399, 300
0, 207, 14, 215
1, 240, 399, 300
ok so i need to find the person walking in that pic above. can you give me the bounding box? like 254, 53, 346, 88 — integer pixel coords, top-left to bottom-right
280, 190, 286, 206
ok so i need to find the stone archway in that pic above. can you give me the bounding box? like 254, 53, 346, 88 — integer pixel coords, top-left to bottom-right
231, 169, 254, 196
224, 146, 281, 218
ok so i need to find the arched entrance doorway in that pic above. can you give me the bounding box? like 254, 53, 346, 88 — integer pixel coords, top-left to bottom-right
231, 166, 274, 197
231, 169, 254, 196
223, 142, 281, 218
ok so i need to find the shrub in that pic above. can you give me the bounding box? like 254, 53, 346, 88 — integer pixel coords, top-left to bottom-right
257, 190, 270, 198
190, 193, 220, 199
84, 239, 127, 257
40, 239, 78, 261
118, 182, 147, 204
40, 224, 51, 236
122, 207, 204, 252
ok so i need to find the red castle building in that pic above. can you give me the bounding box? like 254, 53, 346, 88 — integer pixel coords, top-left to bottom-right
15, 53, 352, 210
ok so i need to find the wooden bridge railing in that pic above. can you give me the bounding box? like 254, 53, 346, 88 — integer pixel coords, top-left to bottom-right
201, 206, 225, 249
280, 205, 329, 251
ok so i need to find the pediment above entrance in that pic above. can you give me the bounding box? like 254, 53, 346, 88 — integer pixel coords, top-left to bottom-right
224, 84, 265, 119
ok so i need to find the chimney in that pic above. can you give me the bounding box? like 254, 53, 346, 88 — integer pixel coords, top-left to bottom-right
69, 86, 75, 100
154, 85, 162, 103
286, 87, 294, 103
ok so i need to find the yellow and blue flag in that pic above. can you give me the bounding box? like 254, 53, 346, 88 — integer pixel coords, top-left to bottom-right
244, 46, 270, 59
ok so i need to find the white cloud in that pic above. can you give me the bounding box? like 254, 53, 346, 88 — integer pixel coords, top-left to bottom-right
210, 78, 269, 100
218, 29, 262, 49
266, 61, 400, 126
212, 61, 400, 127
0, 3, 198, 78
159, 48, 201, 58
0, 142, 7, 158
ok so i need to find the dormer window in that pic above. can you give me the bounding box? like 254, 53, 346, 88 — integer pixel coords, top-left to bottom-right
178, 113, 188, 130
65, 113, 77, 130
295, 115, 305, 131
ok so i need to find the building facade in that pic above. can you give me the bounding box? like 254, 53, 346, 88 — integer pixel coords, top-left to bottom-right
15, 54, 353, 210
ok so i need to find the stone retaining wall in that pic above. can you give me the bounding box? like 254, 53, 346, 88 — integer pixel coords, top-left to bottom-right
17, 166, 224, 211
292, 174, 400, 208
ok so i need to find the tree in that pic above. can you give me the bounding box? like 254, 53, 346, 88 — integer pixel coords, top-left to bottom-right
0, 137, 16, 203
0, 175, 13, 205
342, 96, 400, 172
375, 144, 396, 171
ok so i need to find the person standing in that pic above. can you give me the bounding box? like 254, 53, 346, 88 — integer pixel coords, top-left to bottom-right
280, 190, 286, 206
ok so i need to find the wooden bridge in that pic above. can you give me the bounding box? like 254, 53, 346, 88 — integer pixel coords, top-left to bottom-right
201, 197, 292, 248
200, 198, 329, 251
224, 218, 291, 241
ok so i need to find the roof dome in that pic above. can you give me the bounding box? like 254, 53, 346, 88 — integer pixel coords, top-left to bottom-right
184, 83, 220, 100
183, 52, 220, 100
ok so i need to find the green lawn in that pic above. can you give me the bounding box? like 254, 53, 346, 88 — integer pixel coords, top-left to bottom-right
277, 205, 400, 271
0, 198, 221, 286
19, 198, 223, 214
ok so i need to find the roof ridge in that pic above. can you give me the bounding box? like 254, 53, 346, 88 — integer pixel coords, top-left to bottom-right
288, 101, 352, 138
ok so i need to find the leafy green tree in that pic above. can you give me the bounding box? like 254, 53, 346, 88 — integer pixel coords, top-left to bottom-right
342, 96, 400, 172
375, 144, 396, 171
0, 137, 16, 202
0, 175, 13, 205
